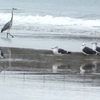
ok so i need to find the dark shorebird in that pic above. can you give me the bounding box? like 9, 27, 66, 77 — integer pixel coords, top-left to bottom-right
81, 43, 97, 56
52, 46, 71, 56
92, 42, 100, 53
0, 50, 5, 59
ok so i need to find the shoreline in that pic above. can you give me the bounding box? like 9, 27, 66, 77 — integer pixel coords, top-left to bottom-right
1, 33, 100, 52
0, 46, 99, 59
0, 46, 100, 72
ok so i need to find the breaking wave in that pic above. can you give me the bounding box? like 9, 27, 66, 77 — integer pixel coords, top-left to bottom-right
0, 13, 100, 33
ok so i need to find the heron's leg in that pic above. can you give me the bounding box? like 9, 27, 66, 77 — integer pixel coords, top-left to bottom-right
7, 29, 10, 38
8, 33, 14, 38
7, 29, 14, 38
7, 33, 8, 38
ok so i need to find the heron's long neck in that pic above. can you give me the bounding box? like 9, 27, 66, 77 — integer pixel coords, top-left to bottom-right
11, 9, 14, 22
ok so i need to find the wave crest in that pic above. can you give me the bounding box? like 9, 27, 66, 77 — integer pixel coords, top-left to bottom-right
0, 13, 100, 33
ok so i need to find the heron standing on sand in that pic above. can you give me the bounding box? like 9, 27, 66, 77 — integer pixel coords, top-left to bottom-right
1, 8, 17, 38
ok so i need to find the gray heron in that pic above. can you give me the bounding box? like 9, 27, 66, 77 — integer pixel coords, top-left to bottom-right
1, 8, 17, 38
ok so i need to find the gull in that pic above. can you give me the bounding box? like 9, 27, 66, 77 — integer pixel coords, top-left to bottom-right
81, 43, 97, 56
52, 46, 71, 56
91, 42, 100, 53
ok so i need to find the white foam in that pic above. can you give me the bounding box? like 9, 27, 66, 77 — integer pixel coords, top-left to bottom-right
0, 13, 100, 27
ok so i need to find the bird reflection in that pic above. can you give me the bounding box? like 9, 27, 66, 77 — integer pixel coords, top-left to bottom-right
80, 61, 98, 74
52, 62, 70, 73
1, 37, 12, 42
0, 65, 5, 73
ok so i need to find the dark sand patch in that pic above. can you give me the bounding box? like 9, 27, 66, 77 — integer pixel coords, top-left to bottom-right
0, 47, 100, 74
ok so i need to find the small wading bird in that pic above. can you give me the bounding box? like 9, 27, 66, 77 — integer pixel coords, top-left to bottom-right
0, 50, 5, 59
81, 43, 98, 56
1, 8, 17, 38
91, 42, 100, 53
52, 46, 71, 56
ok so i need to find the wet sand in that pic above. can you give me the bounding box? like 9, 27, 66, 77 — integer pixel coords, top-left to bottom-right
0, 46, 100, 73
0, 47, 100, 100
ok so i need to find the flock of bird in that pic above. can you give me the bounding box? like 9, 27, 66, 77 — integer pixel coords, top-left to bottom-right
52, 42, 100, 57
0, 8, 100, 59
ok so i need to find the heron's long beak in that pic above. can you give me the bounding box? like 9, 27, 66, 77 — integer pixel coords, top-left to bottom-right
12, 8, 17, 10
14, 8, 17, 10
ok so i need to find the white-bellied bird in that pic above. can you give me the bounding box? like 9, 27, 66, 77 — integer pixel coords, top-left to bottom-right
52, 46, 71, 56
81, 43, 98, 55
92, 42, 100, 53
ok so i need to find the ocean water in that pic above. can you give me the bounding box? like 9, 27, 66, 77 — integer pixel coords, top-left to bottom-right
0, 0, 100, 33
0, 0, 100, 50
0, 54, 100, 100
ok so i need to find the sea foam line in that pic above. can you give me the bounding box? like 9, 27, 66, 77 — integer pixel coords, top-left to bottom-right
0, 13, 100, 27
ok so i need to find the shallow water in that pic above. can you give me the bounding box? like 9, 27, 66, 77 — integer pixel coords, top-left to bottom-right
0, 50, 100, 100
1, 0, 100, 40
0, 31, 100, 52
0, 72, 100, 100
